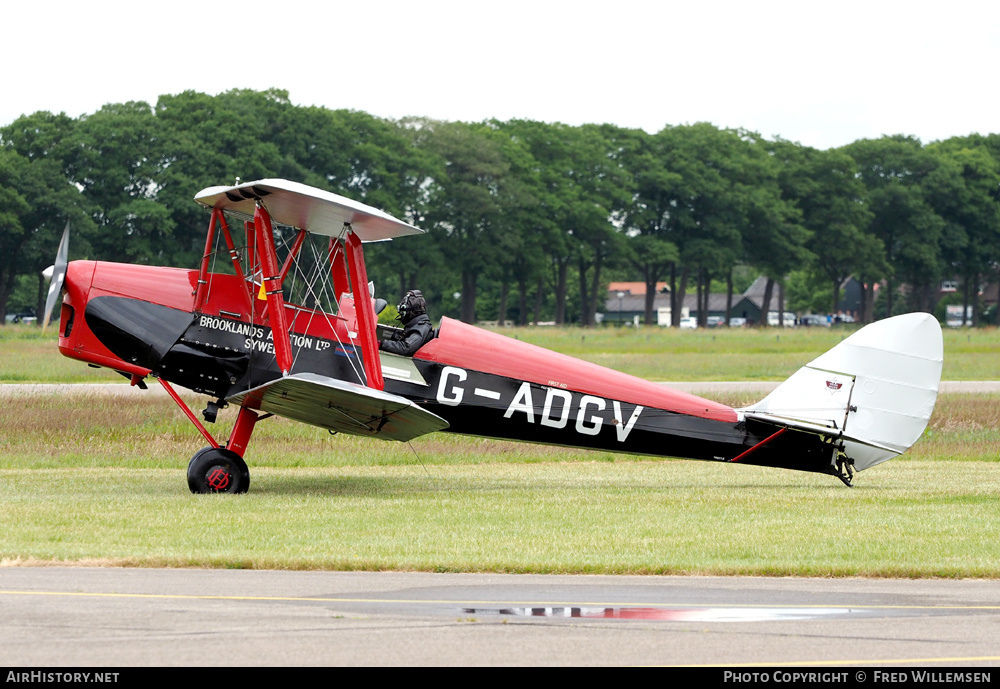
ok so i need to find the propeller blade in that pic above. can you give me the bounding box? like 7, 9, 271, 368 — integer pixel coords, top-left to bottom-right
41, 220, 70, 333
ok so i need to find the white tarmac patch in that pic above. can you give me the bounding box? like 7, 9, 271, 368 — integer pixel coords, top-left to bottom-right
466, 606, 864, 622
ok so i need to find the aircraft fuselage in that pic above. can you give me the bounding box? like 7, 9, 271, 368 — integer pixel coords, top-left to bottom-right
58, 261, 836, 477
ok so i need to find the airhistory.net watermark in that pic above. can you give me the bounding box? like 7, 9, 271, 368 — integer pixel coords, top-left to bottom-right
6, 672, 118, 684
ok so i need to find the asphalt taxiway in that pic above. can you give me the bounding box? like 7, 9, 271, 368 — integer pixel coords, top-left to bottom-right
1, 568, 998, 666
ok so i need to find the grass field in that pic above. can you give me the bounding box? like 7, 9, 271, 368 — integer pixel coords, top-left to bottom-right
4, 322, 1000, 382
0, 387, 997, 577
1, 323, 998, 576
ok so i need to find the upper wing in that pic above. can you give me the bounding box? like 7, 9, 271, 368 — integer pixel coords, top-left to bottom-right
227, 372, 448, 442
194, 179, 423, 242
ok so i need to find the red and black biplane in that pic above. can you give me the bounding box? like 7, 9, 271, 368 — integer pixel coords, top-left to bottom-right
54, 179, 943, 492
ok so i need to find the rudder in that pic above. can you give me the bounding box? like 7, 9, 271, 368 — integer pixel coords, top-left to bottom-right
739, 313, 943, 473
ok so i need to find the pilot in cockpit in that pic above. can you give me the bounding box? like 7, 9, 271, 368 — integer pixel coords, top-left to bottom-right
378, 289, 435, 356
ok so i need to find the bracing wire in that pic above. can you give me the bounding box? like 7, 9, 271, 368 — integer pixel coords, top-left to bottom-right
405, 441, 431, 477
268, 226, 367, 386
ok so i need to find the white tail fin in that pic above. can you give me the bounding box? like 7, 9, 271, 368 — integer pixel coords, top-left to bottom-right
739, 313, 943, 471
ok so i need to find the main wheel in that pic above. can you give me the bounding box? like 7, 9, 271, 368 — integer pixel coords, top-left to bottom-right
187, 447, 250, 494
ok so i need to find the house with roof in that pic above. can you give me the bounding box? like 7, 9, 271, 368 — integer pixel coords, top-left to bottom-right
603, 277, 781, 326
604, 282, 674, 324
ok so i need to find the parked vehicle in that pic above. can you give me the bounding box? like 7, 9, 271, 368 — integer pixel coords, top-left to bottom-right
766, 311, 796, 327
4, 309, 37, 325
799, 314, 831, 327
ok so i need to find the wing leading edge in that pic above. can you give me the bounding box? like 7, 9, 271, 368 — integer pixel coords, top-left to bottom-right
228, 372, 448, 442
194, 179, 423, 242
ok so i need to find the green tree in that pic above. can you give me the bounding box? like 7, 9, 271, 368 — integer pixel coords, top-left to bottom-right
924, 138, 1000, 325
845, 136, 946, 316
617, 126, 681, 324
65, 101, 180, 265
729, 131, 811, 325
499, 121, 631, 326
771, 140, 879, 316
418, 121, 535, 323
630, 125, 802, 327
154, 90, 296, 268
0, 150, 31, 317
0, 147, 93, 319
360, 116, 450, 310
0, 111, 97, 319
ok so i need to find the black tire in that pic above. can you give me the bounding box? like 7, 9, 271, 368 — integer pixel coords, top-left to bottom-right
187, 446, 250, 494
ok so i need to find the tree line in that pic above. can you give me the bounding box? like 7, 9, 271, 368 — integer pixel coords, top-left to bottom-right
1, 88, 998, 326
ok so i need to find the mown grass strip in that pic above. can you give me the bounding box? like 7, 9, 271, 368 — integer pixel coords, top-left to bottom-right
0, 392, 997, 576
2, 462, 998, 576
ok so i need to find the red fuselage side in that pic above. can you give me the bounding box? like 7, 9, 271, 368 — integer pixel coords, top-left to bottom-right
59, 261, 736, 425
59, 260, 356, 374
57, 260, 189, 375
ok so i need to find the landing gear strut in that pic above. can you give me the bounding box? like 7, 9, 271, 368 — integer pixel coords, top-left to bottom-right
156, 377, 260, 494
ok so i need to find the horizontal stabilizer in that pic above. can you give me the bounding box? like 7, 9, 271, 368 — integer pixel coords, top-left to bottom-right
739, 313, 943, 471
228, 372, 448, 442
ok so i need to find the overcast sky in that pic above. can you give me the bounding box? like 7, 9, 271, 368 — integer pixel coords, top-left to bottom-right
4, 0, 998, 150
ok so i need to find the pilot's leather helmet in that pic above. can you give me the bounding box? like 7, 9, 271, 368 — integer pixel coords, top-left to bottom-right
397, 290, 427, 323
